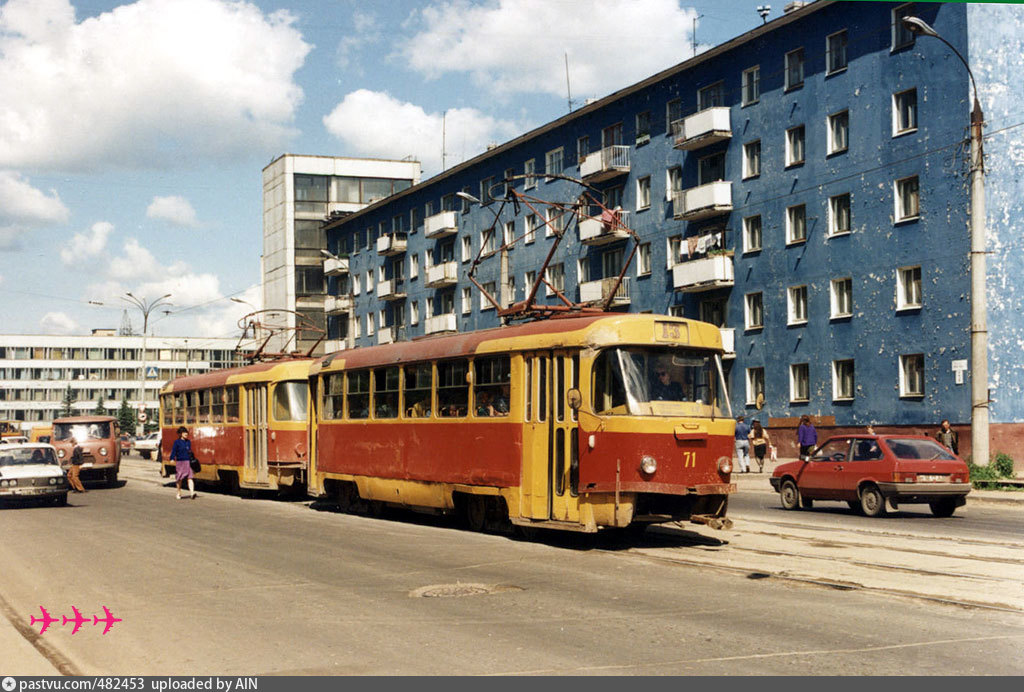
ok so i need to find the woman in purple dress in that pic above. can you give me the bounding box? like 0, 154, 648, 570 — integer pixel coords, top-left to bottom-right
169, 426, 196, 500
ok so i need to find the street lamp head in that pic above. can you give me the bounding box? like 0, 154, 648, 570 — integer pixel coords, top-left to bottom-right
320, 248, 338, 260
455, 191, 482, 205
902, 16, 938, 38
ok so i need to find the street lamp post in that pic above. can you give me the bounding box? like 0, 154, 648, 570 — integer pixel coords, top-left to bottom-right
123, 292, 172, 435
903, 16, 988, 465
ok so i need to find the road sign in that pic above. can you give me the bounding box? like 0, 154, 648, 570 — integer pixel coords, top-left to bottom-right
145, 366, 159, 379
138, 412, 148, 423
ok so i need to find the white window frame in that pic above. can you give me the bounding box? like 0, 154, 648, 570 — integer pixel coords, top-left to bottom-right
576, 136, 589, 165
545, 147, 563, 177
745, 367, 765, 406
410, 301, 420, 326
827, 110, 849, 155
636, 176, 651, 210
524, 158, 536, 190
525, 214, 537, 244
899, 353, 925, 397
479, 177, 493, 205
481, 228, 496, 256
353, 313, 362, 339
666, 98, 682, 133
892, 3, 917, 51
790, 363, 810, 403
366, 270, 374, 292
545, 263, 565, 296
635, 110, 651, 144
481, 282, 496, 311
786, 125, 805, 167
745, 292, 764, 330
353, 274, 361, 296
832, 359, 855, 401
786, 204, 807, 244
743, 215, 763, 253
410, 254, 419, 280
524, 270, 536, 296
461, 286, 472, 314
666, 166, 683, 202
826, 29, 848, 75
893, 88, 918, 136
577, 257, 590, 284
895, 175, 920, 222
638, 243, 652, 276
667, 235, 681, 269
742, 66, 760, 106
367, 313, 375, 337
545, 208, 564, 238
896, 265, 922, 310
828, 193, 851, 237
461, 235, 472, 263
743, 140, 761, 179
787, 285, 808, 325
785, 47, 804, 90
830, 277, 853, 318
503, 220, 515, 248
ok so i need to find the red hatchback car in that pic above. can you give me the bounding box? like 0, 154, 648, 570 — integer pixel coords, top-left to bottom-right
770, 434, 971, 517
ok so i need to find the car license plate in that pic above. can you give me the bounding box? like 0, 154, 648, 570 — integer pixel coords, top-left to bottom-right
918, 474, 947, 483
82, 462, 94, 468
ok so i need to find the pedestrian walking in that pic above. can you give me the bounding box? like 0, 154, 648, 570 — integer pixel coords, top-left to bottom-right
734, 415, 751, 473
67, 445, 87, 493
797, 415, 817, 460
749, 420, 771, 473
169, 426, 196, 500
934, 419, 959, 455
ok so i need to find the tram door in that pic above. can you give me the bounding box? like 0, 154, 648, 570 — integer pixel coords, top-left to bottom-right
243, 384, 269, 485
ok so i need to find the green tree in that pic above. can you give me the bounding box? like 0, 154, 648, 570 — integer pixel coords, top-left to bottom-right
59, 385, 75, 417
93, 395, 106, 415
117, 398, 136, 432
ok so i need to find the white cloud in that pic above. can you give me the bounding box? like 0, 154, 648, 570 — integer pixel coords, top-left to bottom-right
60, 221, 114, 265
146, 196, 199, 227
336, 9, 380, 71
108, 238, 166, 281
0, 170, 71, 248
0, 0, 311, 171
40, 311, 79, 335
397, 0, 697, 98
323, 89, 519, 174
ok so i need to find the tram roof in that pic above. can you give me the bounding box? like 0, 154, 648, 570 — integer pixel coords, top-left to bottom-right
161, 357, 314, 393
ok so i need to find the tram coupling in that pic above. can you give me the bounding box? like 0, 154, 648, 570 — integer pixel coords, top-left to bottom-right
690, 514, 733, 530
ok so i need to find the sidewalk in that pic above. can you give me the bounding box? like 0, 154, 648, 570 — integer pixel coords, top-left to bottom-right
733, 457, 1024, 505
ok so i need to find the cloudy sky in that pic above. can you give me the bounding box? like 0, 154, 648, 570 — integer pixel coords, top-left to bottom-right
0, 0, 770, 342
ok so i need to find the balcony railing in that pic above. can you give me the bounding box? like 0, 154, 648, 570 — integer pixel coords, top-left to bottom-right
376, 279, 407, 301
376, 233, 407, 256
672, 181, 733, 221
377, 326, 406, 345
424, 313, 457, 335
719, 327, 736, 358
579, 276, 631, 305
424, 211, 458, 238
425, 261, 458, 288
323, 338, 347, 353
671, 107, 732, 150
322, 256, 349, 276
323, 294, 353, 314
579, 145, 630, 182
578, 209, 631, 246
672, 254, 735, 292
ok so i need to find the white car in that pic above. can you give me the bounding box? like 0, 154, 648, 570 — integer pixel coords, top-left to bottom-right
0, 443, 69, 506
134, 432, 160, 459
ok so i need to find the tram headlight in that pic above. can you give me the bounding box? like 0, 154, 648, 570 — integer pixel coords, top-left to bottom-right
717, 456, 733, 475
640, 455, 657, 475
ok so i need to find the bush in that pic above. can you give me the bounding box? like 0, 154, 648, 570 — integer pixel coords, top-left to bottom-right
993, 453, 1015, 478
968, 461, 1000, 482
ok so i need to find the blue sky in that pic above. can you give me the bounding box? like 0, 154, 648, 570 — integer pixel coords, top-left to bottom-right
0, 0, 778, 341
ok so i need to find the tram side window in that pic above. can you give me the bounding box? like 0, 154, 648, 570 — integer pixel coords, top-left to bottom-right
404, 364, 432, 418
324, 374, 344, 420
184, 391, 197, 424
593, 351, 628, 414
347, 371, 370, 419
374, 368, 400, 419
211, 387, 224, 424
273, 381, 308, 422
224, 387, 239, 423
160, 394, 171, 426
197, 389, 211, 424
173, 393, 185, 425
474, 356, 510, 417
437, 360, 469, 417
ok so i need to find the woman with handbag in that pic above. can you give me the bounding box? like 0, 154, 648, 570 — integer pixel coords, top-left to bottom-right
169, 426, 196, 500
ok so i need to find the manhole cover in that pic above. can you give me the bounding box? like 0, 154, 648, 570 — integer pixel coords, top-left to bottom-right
409, 583, 521, 598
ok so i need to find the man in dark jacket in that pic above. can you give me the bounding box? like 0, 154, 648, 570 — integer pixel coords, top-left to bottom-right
934, 419, 959, 455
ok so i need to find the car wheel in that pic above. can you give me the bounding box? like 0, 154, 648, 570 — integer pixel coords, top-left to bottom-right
860, 484, 886, 517
780, 479, 801, 510
929, 498, 958, 518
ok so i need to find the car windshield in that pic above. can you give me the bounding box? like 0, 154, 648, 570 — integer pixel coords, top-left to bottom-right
0, 448, 58, 466
885, 438, 956, 460
54, 422, 112, 442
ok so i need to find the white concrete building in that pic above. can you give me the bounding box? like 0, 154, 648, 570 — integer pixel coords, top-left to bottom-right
261, 154, 421, 355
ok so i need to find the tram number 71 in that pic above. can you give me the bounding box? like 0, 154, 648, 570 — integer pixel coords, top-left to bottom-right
682, 451, 697, 467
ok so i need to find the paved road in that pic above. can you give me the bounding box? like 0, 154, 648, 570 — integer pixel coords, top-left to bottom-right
1, 467, 1023, 676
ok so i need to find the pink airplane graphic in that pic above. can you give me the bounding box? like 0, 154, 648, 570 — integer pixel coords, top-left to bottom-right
29, 606, 58, 635
62, 606, 89, 635
93, 606, 122, 635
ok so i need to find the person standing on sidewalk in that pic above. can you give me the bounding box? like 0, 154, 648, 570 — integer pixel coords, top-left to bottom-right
749, 420, 771, 473
169, 426, 196, 500
797, 415, 817, 460
934, 419, 959, 455
734, 415, 751, 473
67, 445, 86, 493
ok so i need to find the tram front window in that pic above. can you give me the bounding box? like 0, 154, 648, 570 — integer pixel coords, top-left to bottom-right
593, 347, 723, 416
273, 381, 308, 422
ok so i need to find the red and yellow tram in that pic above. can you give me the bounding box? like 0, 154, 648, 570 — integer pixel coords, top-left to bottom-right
158, 359, 312, 492
309, 313, 735, 533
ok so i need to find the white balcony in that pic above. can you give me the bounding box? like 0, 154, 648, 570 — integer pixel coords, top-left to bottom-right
377, 327, 404, 345
672, 255, 735, 292
672, 181, 733, 221
376, 233, 407, 256
424, 211, 458, 238
671, 107, 732, 150
425, 261, 458, 288
578, 210, 631, 246
579, 145, 630, 182
376, 279, 407, 301
580, 277, 631, 306
719, 327, 736, 358
322, 256, 349, 276
324, 294, 353, 314
424, 313, 457, 335
323, 338, 348, 353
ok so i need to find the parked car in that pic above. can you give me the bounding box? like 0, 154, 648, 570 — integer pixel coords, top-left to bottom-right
0, 443, 69, 506
119, 433, 133, 456
0, 436, 30, 445
134, 432, 160, 459
769, 434, 971, 517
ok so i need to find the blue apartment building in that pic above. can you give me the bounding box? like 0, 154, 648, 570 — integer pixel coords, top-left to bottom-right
318, 1, 1024, 460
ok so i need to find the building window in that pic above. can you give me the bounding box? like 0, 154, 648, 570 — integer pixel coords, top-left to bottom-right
786, 125, 805, 167
410, 301, 419, 326
545, 208, 565, 237
576, 136, 589, 165
666, 98, 682, 132
635, 111, 651, 143
743, 215, 762, 253
410, 254, 419, 280
743, 140, 761, 179
900, 353, 925, 397
545, 147, 563, 177
460, 187, 473, 214
503, 220, 515, 248
481, 228, 496, 256
895, 175, 920, 222
367, 313, 375, 337
893, 89, 918, 135
366, 270, 374, 292
502, 167, 515, 198
525, 270, 536, 297
480, 177, 493, 205
545, 263, 565, 295
525, 214, 537, 244
790, 363, 810, 402
787, 204, 807, 244
833, 359, 855, 400
698, 152, 725, 185
524, 158, 536, 189
897, 266, 922, 310
892, 3, 916, 50
828, 193, 851, 236
697, 82, 725, 110
667, 235, 681, 269
667, 166, 683, 202
638, 243, 652, 275
827, 110, 849, 155
461, 286, 472, 314
742, 66, 760, 105
830, 278, 853, 318
745, 293, 764, 330
577, 257, 590, 284
636, 176, 651, 210
461, 235, 472, 263
746, 367, 765, 406
788, 285, 808, 325
481, 282, 496, 311
827, 30, 848, 74
785, 48, 804, 90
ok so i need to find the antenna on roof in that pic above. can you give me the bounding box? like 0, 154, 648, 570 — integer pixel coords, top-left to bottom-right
565, 52, 573, 113
757, 5, 771, 23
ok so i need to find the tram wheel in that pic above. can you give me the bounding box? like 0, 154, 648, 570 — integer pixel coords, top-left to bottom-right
464, 495, 488, 532
335, 482, 359, 513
